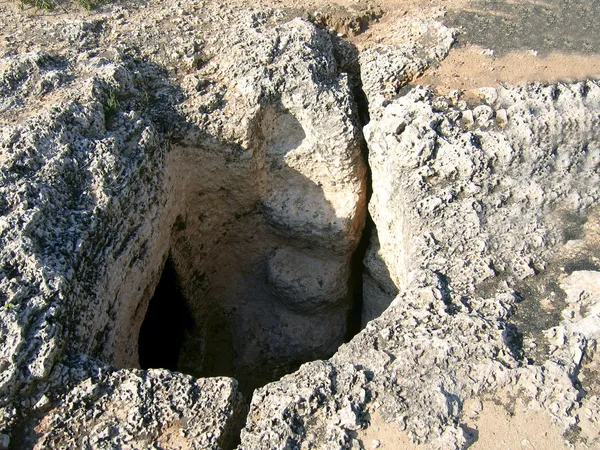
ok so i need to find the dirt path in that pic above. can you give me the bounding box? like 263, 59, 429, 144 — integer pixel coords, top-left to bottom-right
358, 401, 573, 450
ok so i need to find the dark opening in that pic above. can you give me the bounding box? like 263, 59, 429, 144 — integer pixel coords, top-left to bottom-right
138, 256, 195, 371
346, 70, 373, 340
135, 44, 375, 393
347, 212, 373, 339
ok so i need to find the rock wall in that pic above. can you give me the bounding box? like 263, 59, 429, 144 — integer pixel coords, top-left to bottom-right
0, 52, 173, 430
21, 358, 246, 449
0, 6, 367, 447
238, 77, 600, 450
152, 18, 367, 390
0, 1, 600, 449
358, 14, 455, 325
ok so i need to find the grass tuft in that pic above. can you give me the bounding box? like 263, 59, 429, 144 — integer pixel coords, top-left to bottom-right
17, 0, 98, 11
104, 88, 121, 123
19, 0, 54, 10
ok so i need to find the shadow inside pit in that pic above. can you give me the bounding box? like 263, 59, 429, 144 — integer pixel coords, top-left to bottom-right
138, 256, 195, 372
443, 0, 600, 56
136, 101, 370, 399
128, 29, 379, 400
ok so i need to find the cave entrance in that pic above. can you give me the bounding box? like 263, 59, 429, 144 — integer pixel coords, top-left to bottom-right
138, 256, 194, 372
135, 101, 371, 397
136, 246, 369, 398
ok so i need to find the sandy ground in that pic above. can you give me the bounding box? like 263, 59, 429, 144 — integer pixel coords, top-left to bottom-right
417, 46, 600, 93
462, 400, 570, 450
358, 401, 571, 450
264, 0, 600, 89
4, 0, 599, 88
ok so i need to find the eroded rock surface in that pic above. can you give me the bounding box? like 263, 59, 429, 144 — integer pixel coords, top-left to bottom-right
0, 3, 366, 447
165, 18, 366, 389
0, 0, 599, 449
0, 51, 172, 432
239, 81, 600, 449
21, 357, 245, 449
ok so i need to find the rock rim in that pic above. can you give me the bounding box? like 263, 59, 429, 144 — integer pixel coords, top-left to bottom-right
0, 1, 599, 449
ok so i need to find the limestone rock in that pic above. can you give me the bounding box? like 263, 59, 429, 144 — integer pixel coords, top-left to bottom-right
239, 82, 600, 448
165, 16, 366, 387
359, 16, 455, 119
1, 1, 600, 449
0, 4, 367, 445
0, 50, 171, 435
21, 358, 245, 449
267, 248, 350, 313
354, 81, 600, 447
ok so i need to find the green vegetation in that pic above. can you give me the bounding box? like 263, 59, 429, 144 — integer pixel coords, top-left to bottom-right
19, 0, 54, 10
76, 0, 95, 9
141, 89, 151, 109
17, 0, 97, 11
104, 88, 121, 122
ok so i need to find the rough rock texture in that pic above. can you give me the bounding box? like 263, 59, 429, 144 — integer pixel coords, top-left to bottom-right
0, 50, 173, 431
357, 14, 455, 326
165, 17, 366, 389
19, 357, 245, 449
238, 80, 600, 449
1, 0, 600, 449
362, 81, 600, 447
357, 12, 455, 118
0, 2, 367, 447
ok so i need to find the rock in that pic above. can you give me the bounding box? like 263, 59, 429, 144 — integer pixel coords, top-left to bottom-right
364, 82, 600, 313
239, 82, 600, 448
166, 16, 366, 387
1, 0, 600, 449
239, 360, 370, 449
358, 15, 455, 119
267, 248, 350, 313
0, 3, 367, 444
0, 50, 171, 435
22, 358, 245, 449
473, 104, 494, 126
361, 229, 399, 326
